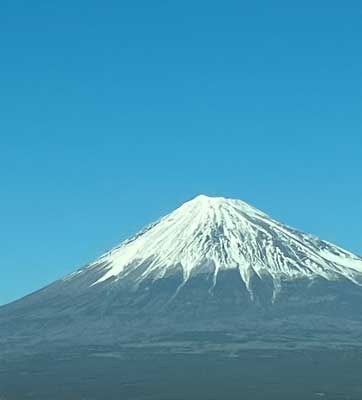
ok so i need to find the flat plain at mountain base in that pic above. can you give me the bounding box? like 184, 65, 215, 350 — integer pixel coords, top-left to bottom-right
1, 347, 362, 400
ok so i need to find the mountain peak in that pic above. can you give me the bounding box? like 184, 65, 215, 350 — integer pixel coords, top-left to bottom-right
190, 194, 227, 202
183, 194, 262, 218
79, 196, 362, 291
186, 194, 233, 209
188, 193, 248, 204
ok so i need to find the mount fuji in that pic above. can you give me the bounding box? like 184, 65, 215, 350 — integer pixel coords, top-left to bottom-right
2, 194, 362, 350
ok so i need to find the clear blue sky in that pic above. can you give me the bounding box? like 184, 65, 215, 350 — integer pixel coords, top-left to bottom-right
1, 1, 361, 305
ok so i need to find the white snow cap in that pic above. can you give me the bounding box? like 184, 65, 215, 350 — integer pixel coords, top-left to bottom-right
83, 194, 362, 288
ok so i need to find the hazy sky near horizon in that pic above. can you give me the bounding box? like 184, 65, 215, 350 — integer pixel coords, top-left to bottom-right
1, 1, 361, 304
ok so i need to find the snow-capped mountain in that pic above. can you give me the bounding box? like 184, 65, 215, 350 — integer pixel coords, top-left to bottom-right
1, 194, 362, 348
79, 194, 362, 292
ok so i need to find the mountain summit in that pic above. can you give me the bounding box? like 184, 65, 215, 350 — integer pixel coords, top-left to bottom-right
2, 195, 362, 349
78, 194, 362, 293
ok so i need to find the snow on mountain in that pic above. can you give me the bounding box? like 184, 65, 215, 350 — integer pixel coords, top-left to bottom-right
70, 194, 362, 293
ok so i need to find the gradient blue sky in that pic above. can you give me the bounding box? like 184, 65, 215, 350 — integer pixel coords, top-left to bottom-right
1, 1, 361, 304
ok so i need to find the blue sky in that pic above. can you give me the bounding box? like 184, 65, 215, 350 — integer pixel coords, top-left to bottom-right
1, 1, 361, 304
